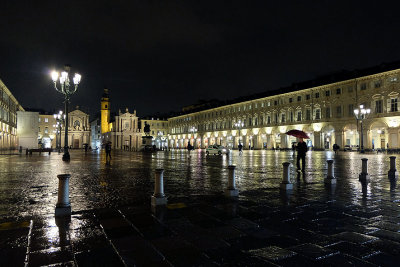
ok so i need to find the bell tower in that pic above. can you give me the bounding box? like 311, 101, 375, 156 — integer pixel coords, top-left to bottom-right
101, 88, 110, 134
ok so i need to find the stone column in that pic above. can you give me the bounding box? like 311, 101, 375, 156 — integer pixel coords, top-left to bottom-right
280, 162, 293, 190
334, 131, 344, 149
256, 135, 262, 149
324, 160, 336, 184
55, 174, 71, 216
388, 128, 399, 149
225, 165, 239, 197
280, 134, 288, 149
359, 158, 370, 182
314, 131, 321, 149
151, 169, 167, 206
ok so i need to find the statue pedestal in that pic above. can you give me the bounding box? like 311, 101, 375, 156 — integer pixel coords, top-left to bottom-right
140, 136, 154, 151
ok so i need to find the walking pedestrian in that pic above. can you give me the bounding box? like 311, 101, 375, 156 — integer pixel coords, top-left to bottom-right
333, 144, 339, 154
296, 138, 308, 173
187, 142, 193, 158
105, 142, 112, 162
238, 143, 243, 156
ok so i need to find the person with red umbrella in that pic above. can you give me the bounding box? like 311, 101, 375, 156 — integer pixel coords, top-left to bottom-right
286, 130, 309, 173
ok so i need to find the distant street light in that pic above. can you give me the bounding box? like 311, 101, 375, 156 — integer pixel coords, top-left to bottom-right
51, 65, 81, 161
189, 126, 197, 147
354, 104, 371, 153
53, 111, 65, 150
234, 120, 244, 146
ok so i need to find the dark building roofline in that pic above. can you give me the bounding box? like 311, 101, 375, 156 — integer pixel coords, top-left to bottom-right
169, 60, 400, 118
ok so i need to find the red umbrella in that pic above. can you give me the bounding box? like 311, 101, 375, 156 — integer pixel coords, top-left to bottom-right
286, 130, 309, 139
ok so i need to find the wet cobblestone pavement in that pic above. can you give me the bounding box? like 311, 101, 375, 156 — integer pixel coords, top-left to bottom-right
1, 149, 400, 266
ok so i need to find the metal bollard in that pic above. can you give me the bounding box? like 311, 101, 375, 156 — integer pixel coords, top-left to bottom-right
225, 165, 239, 197
55, 174, 71, 216
280, 162, 293, 190
151, 169, 167, 206
388, 156, 399, 180
325, 160, 336, 184
359, 158, 370, 182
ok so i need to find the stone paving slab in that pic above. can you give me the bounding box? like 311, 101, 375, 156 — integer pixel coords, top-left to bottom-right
332, 231, 380, 245
319, 253, 377, 267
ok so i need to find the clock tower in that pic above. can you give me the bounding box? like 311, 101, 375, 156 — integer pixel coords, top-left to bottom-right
101, 88, 110, 134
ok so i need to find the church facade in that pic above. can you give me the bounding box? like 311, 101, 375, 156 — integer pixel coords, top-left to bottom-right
100, 89, 141, 150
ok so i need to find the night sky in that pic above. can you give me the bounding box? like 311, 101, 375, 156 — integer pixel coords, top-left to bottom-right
1, 1, 400, 118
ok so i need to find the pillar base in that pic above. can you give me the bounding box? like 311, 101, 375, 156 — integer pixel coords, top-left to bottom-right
151, 195, 167, 206
224, 189, 239, 197
55, 206, 71, 217
62, 152, 70, 161
324, 176, 336, 185
388, 170, 398, 180
280, 182, 293, 190
359, 173, 370, 182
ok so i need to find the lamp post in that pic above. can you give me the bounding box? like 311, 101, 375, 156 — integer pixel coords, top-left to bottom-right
189, 126, 197, 148
234, 120, 244, 148
157, 131, 163, 150
51, 66, 81, 161
53, 111, 65, 150
354, 104, 371, 153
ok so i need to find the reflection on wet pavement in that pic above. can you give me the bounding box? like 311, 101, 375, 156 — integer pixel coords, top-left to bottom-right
0, 149, 400, 266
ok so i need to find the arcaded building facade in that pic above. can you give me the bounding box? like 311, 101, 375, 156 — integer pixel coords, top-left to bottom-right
0, 79, 24, 150
168, 65, 400, 150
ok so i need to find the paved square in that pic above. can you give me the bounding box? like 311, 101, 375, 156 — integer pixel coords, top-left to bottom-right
1, 150, 400, 266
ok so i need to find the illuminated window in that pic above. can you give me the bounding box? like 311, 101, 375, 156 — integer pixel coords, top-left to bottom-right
315, 109, 321, 120
38, 118, 41, 122
375, 100, 383, 113
390, 77, 398, 82
306, 109, 311, 120
348, 104, 354, 116
336, 106, 342, 118
297, 111, 302, 121
45, 118, 48, 122
45, 127, 48, 133
391, 98, 398, 112
326, 107, 331, 118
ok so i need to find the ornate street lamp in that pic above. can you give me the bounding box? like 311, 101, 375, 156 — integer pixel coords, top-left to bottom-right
51, 66, 81, 161
234, 120, 244, 146
53, 111, 65, 150
354, 104, 371, 153
189, 126, 197, 147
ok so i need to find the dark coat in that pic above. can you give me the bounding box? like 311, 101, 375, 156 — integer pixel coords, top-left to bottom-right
296, 141, 308, 156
